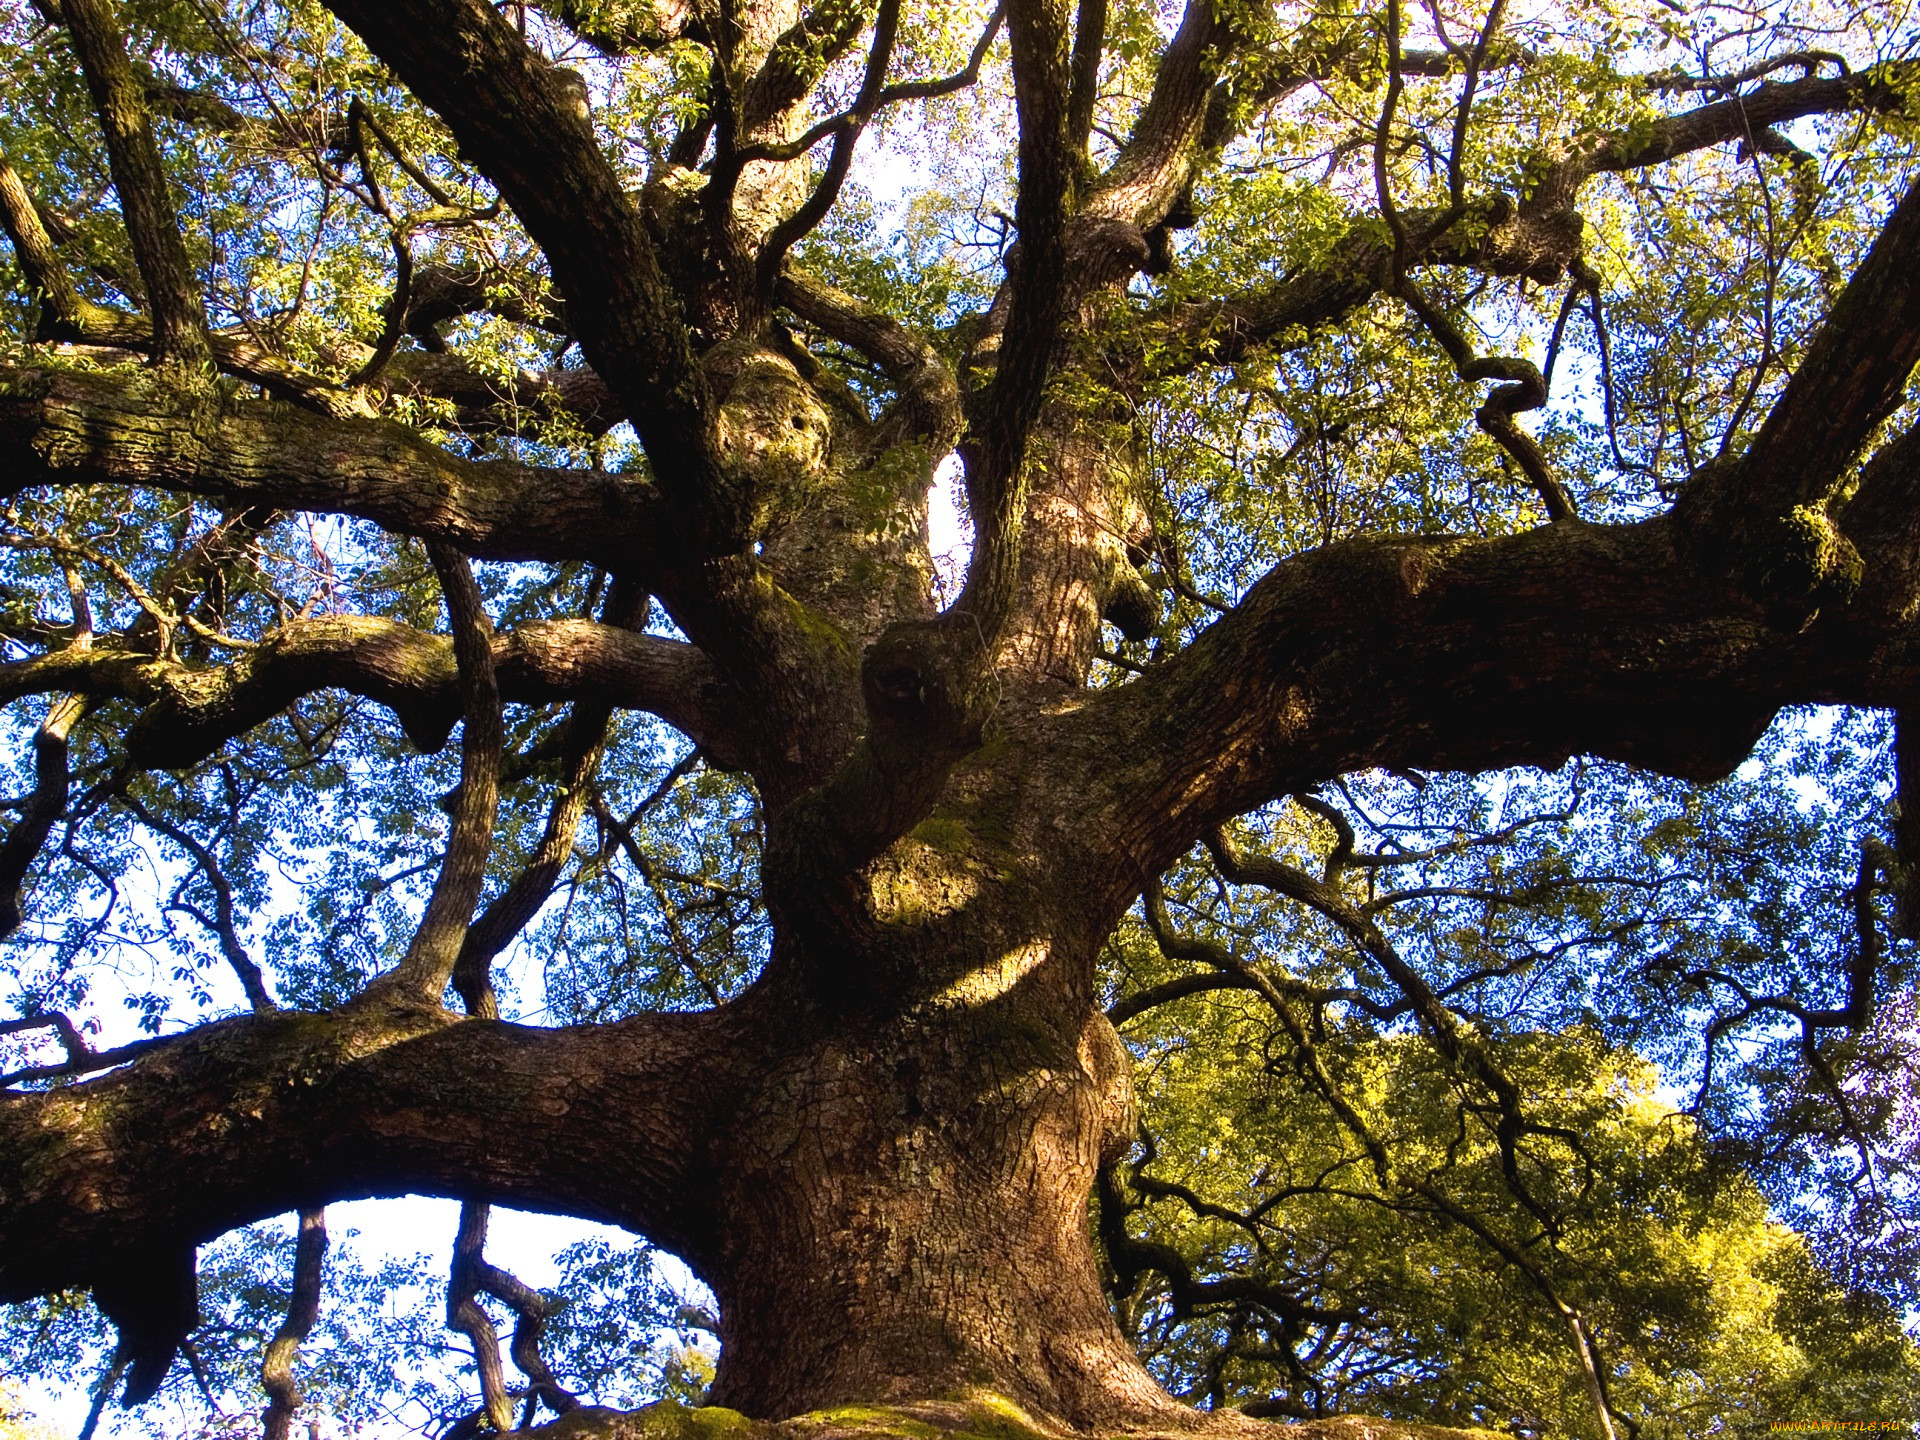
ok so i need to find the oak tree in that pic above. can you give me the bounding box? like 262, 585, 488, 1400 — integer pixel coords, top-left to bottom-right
1, 0, 1919, 1432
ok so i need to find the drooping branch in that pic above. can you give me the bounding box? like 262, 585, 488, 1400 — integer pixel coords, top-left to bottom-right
260, 1207, 327, 1440
1202, 825, 1577, 1237
368, 544, 502, 1005
1130, 871, 1625, 1440
0, 1003, 728, 1309
529, 0, 703, 56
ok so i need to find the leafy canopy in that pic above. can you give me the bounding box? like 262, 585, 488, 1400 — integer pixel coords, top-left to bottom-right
1, 0, 1918, 1431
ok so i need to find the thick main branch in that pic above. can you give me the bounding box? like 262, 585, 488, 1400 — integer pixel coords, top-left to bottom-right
0, 1006, 726, 1305
0, 367, 662, 565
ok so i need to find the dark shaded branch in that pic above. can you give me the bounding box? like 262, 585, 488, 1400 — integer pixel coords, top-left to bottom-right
969, 0, 1076, 539
0, 694, 85, 939
319, 0, 733, 544
451, 699, 613, 1017
377, 347, 625, 439
530, 0, 701, 55
1106, 970, 1249, 1025
449, 1202, 579, 1419
448, 1202, 516, 1432
402, 259, 569, 339
1052, 485, 1920, 944
1066, 0, 1105, 162
0, 1005, 722, 1307
1, 1032, 170, 1088
0, 1011, 90, 1062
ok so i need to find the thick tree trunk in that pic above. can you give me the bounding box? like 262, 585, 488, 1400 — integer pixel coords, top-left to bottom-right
700, 983, 1172, 1425
0, 942, 1185, 1429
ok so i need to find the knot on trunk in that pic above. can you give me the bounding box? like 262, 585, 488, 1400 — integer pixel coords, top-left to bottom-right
860, 620, 986, 751
712, 348, 832, 538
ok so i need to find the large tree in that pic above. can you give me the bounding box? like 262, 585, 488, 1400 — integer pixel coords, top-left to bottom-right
1, 0, 1918, 1432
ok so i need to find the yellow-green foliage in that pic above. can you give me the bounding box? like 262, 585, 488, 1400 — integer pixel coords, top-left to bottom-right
1113, 966, 1920, 1435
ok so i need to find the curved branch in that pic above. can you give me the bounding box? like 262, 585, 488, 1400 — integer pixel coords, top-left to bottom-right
0, 615, 727, 770
369, 543, 502, 1005
451, 699, 613, 1017
448, 1202, 517, 1432
1051, 511, 1905, 938
774, 268, 961, 445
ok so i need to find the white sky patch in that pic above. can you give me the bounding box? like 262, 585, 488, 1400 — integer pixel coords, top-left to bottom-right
929, 452, 972, 608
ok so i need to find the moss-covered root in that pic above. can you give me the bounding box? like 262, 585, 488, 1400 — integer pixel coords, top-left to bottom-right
525, 1397, 1510, 1440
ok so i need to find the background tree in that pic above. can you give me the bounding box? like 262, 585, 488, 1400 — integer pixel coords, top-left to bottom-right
0, 0, 1918, 1434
